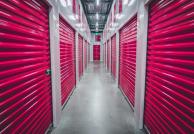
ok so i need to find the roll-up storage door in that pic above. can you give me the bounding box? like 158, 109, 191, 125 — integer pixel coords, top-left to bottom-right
78, 35, 83, 79
59, 16, 76, 105
144, 1, 194, 133
93, 45, 100, 61
104, 43, 106, 65
88, 43, 90, 63
111, 34, 116, 79
84, 40, 87, 69
107, 40, 111, 71
0, 1, 52, 133
104, 43, 107, 66
119, 15, 137, 107
106, 42, 107, 68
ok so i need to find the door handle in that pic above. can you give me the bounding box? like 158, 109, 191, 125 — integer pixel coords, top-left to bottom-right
46, 69, 51, 75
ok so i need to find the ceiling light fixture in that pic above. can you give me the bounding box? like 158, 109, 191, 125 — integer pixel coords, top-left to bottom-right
123, 0, 129, 5
96, 22, 99, 27
116, 13, 124, 20
75, 14, 79, 20
67, 0, 72, 6
68, 15, 77, 20
96, 0, 100, 6
111, 22, 118, 27
80, 28, 85, 31
96, 13, 99, 20
128, 0, 135, 6
76, 23, 82, 27
60, 0, 67, 7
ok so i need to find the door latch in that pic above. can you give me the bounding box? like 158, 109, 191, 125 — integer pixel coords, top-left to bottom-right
46, 69, 51, 75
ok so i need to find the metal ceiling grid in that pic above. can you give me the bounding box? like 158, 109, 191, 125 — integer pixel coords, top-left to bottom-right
80, 0, 113, 33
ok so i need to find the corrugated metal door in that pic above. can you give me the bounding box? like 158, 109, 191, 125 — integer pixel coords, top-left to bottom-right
78, 35, 83, 79
144, 1, 193, 133
59, 16, 76, 105
88, 43, 90, 63
84, 40, 87, 69
104, 43, 106, 67
107, 40, 111, 71
119, 15, 137, 107
93, 45, 100, 61
0, 1, 52, 133
111, 34, 116, 79
104, 43, 106, 65
105, 42, 107, 68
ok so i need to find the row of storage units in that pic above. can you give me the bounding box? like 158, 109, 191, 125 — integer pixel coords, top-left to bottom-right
103, 0, 193, 133
0, 0, 90, 133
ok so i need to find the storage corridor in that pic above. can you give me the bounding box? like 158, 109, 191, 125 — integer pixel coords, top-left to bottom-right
52, 63, 143, 134
1, 0, 193, 134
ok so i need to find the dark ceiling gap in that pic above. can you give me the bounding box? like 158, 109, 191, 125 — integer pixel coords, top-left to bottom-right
80, 0, 113, 33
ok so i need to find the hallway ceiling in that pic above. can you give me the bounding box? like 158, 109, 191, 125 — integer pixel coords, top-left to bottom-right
80, 0, 113, 33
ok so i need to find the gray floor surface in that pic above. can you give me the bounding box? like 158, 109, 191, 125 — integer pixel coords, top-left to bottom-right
52, 63, 145, 134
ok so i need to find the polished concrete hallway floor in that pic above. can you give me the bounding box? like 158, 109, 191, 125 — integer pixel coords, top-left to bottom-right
52, 63, 144, 134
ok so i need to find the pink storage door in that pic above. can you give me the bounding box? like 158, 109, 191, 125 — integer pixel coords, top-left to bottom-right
84, 40, 87, 69
0, 1, 52, 133
93, 45, 100, 61
111, 34, 116, 79
107, 40, 111, 71
59, 16, 76, 105
78, 35, 83, 79
119, 15, 137, 107
104, 43, 107, 66
88, 43, 90, 63
144, 0, 193, 133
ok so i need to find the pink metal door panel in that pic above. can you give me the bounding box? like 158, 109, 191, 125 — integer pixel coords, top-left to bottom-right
78, 35, 83, 79
104, 42, 107, 66
111, 34, 116, 79
103, 43, 106, 65
119, 15, 137, 107
84, 40, 87, 69
88, 43, 90, 63
144, 0, 194, 133
93, 45, 100, 61
59, 16, 76, 105
107, 40, 111, 71
0, 1, 52, 133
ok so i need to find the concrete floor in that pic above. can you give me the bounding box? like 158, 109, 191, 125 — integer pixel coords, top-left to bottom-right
52, 63, 144, 134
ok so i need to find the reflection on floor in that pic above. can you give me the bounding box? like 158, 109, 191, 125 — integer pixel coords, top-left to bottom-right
52, 63, 145, 134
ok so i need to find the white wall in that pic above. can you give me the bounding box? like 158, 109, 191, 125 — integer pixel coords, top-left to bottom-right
48, 0, 61, 127
103, 0, 150, 131
47, 0, 91, 128
134, 0, 149, 129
